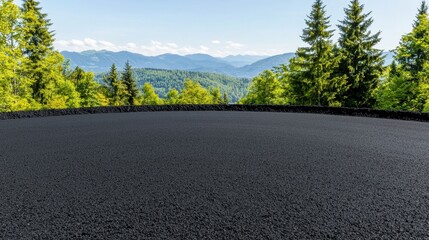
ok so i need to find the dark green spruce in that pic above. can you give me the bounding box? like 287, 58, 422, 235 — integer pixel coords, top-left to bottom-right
289, 0, 346, 106
336, 0, 384, 108
122, 61, 140, 106
21, 0, 55, 104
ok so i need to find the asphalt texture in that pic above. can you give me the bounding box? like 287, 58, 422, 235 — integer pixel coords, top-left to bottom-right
1, 112, 429, 239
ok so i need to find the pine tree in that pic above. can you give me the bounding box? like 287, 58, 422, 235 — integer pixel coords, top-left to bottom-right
103, 64, 126, 106
392, 0, 429, 111
122, 61, 140, 106
336, 0, 384, 107
289, 0, 346, 106
397, 1, 429, 76
222, 92, 229, 104
21, 0, 54, 104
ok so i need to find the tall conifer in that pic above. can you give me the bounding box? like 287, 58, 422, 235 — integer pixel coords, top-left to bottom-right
21, 0, 54, 103
122, 61, 140, 106
289, 0, 346, 106
336, 0, 384, 107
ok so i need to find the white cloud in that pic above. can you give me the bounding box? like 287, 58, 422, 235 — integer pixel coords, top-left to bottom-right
226, 41, 245, 49
54, 38, 278, 57
199, 45, 210, 52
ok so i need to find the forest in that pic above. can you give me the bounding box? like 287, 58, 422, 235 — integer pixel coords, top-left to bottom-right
1, 0, 429, 112
96, 68, 250, 103
241, 0, 429, 113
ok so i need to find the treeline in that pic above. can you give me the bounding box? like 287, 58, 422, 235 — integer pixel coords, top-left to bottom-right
241, 0, 429, 113
97, 68, 250, 103
0, 0, 228, 112
101, 63, 229, 106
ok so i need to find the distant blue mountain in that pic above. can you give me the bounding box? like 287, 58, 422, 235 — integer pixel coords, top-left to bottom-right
62, 50, 394, 78
62, 50, 295, 78
220, 55, 268, 67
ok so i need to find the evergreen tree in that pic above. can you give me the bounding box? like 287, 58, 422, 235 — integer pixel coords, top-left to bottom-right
210, 87, 223, 104
239, 70, 285, 105
141, 82, 164, 105
122, 61, 140, 106
222, 92, 230, 104
390, 0, 429, 111
21, 0, 53, 104
103, 64, 126, 106
289, 0, 346, 106
336, 0, 384, 107
397, 1, 429, 76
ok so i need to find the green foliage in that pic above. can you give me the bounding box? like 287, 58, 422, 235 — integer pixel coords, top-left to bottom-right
375, 63, 421, 111
141, 82, 164, 105
178, 79, 215, 104
210, 87, 223, 104
397, 1, 429, 76
166, 89, 180, 104
239, 70, 286, 105
122, 61, 140, 106
103, 64, 127, 106
376, 1, 429, 112
0, 0, 36, 111
99, 68, 250, 103
222, 93, 230, 104
21, 0, 58, 104
66, 67, 104, 107
2, 0, 429, 113
336, 0, 384, 107
288, 0, 346, 107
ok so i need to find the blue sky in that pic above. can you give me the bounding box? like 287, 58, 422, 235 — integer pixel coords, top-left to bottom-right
22, 0, 425, 56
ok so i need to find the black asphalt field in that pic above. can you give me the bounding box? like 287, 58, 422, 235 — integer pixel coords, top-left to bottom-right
1, 112, 429, 239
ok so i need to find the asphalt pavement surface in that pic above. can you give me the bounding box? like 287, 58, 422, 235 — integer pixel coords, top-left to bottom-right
1, 112, 429, 239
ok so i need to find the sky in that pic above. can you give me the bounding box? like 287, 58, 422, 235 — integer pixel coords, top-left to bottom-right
18, 0, 425, 57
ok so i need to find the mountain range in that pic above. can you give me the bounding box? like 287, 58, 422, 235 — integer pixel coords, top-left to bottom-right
62, 51, 294, 78
62, 50, 395, 78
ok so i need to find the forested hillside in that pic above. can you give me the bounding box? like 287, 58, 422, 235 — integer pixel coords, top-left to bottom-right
96, 69, 250, 103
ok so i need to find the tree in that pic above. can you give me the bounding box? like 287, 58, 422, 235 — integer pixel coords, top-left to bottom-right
239, 70, 285, 105
68, 67, 104, 107
289, 0, 346, 106
141, 82, 164, 105
19, 0, 80, 109
222, 92, 230, 104
397, 1, 429, 76
0, 0, 35, 111
210, 87, 223, 104
178, 79, 214, 104
122, 61, 140, 106
336, 0, 384, 107
166, 89, 180, 104
21, 0, 54, 104
387, 0, 429, 112
103, 64, 126, 106
375, 62, 421, 111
